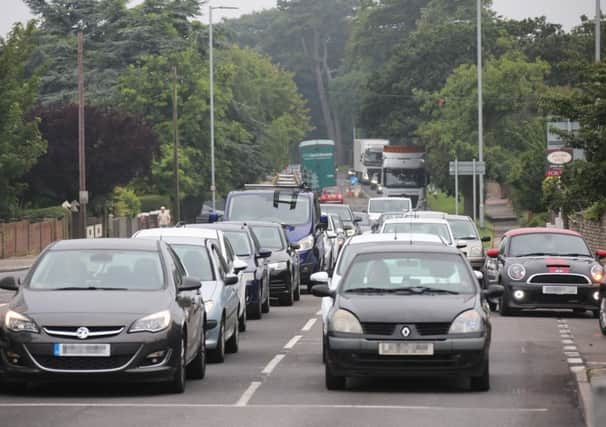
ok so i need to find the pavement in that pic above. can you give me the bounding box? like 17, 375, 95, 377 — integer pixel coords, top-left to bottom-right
0, 255, 36, 273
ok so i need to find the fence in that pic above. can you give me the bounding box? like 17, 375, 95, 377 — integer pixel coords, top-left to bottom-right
0, 218, 66, 259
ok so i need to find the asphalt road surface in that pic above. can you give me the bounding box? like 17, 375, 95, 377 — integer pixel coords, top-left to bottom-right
0, 291, 588, 427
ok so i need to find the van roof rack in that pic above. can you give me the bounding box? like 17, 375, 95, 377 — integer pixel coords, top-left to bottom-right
244, 173, 311, 191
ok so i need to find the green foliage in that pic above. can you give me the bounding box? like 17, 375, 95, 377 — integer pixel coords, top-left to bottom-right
0, 22, 47, 219
17, 206, 66, 221
139, 194, 171, 213
112, 186, 141, 217
584, 200, 606, 222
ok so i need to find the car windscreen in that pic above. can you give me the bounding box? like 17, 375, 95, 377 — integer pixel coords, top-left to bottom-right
340, 252, 475, 294
381, 222, 452, 245
448, 219, 479, 240
28, 250, 165, 290
228, 192, 311, 225
224, 231, 252, 257
368, 199, 411, 213
171, 244, 215, 281
509, 233, 592, 258
321, 205, 353, 221
250, 226, 285, 250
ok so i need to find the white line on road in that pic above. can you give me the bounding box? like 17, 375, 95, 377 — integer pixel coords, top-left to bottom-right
568, 358, 583, 365
235, 381, 262, 407
315, 309, 322, 315
284, 335, 302, 349
564, 345, 577, 351
565, 352, 581, 357
261, 354, 285, 375
302, 318, 317, 331
562, 339, 574, 345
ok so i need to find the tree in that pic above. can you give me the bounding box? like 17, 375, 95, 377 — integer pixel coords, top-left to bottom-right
24, 104, 160, 206
0, 22, 46, 218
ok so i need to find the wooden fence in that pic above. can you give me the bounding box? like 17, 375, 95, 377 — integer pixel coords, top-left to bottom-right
0, 218, 66, 259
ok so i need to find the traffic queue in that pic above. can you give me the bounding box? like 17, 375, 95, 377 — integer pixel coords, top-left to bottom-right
1, 174, 605, 395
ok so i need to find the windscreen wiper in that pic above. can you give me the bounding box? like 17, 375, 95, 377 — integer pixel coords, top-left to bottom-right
55, 286, 129, 291
344, 287, 390, 294
516, 252, 556, 257
404, 286, 460, 295
559, 253, 592, 258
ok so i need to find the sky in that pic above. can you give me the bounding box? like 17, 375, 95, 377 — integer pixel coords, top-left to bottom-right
0, 0, 600, 36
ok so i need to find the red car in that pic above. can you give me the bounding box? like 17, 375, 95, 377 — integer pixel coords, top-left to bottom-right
319, 187, 343, 204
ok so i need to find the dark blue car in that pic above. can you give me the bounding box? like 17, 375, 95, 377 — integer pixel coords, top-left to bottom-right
224, 187, 327, 291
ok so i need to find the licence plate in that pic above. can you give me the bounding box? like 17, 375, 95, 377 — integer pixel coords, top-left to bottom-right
378, 342, 434, 356
53, 343, 111, 357
542, 286, 578, 295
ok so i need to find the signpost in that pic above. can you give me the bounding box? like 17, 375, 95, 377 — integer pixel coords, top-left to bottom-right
449, 160, 485, 219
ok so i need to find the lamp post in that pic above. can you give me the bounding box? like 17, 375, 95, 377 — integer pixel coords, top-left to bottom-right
597, 0, 602, 63
477, 0, 485, 228
209, 3, 238, 211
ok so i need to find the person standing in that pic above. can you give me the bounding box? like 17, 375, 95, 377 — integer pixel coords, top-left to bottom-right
158, 206, 171, 227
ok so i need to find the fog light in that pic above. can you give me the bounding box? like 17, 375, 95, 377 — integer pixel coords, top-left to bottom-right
6, 351, 21, 365
513, 290, 525, 300
594, 291, 600, 301
143, 350, 167, 366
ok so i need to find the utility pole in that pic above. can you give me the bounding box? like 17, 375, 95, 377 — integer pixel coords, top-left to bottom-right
172, 66, 180, 222
597, 0, 602, 62
77, 31, 87, 238
477, 0, 485, 228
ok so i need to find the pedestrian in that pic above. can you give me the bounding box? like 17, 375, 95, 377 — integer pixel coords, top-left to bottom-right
158, 206, 171, 228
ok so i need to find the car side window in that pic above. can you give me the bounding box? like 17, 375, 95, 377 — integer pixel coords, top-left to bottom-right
212, 245, 227, 279
166, 246, 185, 289
224, 238, 235, 266
498, 237, 508, 257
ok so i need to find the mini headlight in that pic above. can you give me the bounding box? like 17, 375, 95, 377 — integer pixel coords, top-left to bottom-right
269, 262, 288, 271
470, 246, 483, 257
204, 300, 215, 314
329, 309, 363, 334
591, 264, 604, 283
5, 310, 39, 333
295, 235, 314, 252
449, 310, 484, 334
129, 310, 171, 333
507, 264, 526, 281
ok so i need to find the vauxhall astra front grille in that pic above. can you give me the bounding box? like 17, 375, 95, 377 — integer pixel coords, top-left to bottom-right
33, 355, 133, 371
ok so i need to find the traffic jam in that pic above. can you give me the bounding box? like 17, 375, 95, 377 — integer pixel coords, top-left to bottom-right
0, 139, 603, 421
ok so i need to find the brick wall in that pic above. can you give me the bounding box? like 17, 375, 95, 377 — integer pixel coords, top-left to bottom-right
568, 213, 606, 252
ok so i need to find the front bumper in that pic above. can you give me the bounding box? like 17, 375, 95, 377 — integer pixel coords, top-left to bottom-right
326, 335, 488, 378
505, 283, 600, 310
245, 277, 262, 306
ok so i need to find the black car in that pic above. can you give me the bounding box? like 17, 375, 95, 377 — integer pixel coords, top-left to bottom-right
0, 238, 226, 393
312, 243, 503, 391
188, 222, 272, 320
247, 221, 301, 306
485, 228, 605, 316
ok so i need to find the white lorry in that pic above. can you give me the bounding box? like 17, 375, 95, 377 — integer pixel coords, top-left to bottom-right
381, 146, 427, 209
353, 139, 389, 184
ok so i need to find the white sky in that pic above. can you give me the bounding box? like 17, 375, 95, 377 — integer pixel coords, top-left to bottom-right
0, 0, 599, 36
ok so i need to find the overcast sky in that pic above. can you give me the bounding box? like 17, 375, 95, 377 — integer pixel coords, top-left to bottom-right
0, 0, 600, 36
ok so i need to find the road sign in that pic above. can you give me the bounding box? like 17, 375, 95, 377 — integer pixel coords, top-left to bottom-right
449, 161, 485, 175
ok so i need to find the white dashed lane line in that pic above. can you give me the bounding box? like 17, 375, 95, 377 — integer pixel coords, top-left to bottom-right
558, 319, 585, 368
284, 335, 302, 349
301, 318, 317, 331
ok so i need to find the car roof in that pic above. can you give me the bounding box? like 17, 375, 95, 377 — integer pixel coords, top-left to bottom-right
369, 197, 411, 201
186, 223, 248, 232
351, 242, 461, 255
229, 189, 313, 198
405, 210, 447, 218
445, 214, 473, 221
229, 220, 282, 228
504, 227, 582, 237
52, 238, 159, 251
383, 218, 449, 225
134, 227, 220, 239
347, 233, 444, 245
321, 203, 351, 209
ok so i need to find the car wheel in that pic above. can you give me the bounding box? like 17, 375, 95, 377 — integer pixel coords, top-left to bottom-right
280, 281, 294, 306
600, 300, 606, 335
186, 328, 206, 380
470, 359, 490, 392
208, 319, 225, 363
169, 337, 186, 393
239, 305, 247, 332
573, 308, 586, 316
294, 274, 301, 301
262, 294, 270, 313
248, 289, 263, 320
325, 364, 346, 391
226, 318, 239, 354
593, 309, 600, 319
499, 288, 513, 316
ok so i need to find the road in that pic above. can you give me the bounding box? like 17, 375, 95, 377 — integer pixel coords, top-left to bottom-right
0, 288, 588, 427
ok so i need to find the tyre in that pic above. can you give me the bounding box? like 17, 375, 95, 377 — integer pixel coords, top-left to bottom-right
208, 320, 225, 363
470, 359, 490, 392
294, 276, 301, 301
488, 301, 498, 312
499, 288, 514, 316
279, 281, 294, 306
325, 364, 345, 391
248, 289, 263, 320
573, 308, 586, 316
226, 318, 239, 354
238, 305, 247, 332
186, 328, 206, 380
600, 300, 606, 335
262, 294, 270, 313
169, 337, 186, 393
593, 309, 600, 319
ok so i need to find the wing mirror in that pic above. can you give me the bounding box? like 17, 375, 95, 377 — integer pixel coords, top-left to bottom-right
482, 285, 504, 299
289, 243, 300, 251
225, 274, 239, 286
311, 284, 335, 298
233, 258, 248, 273
310, 271, 329, 285
326, 231, 337, 239
486, 248, 499, 258
481, 236, 492, 243
597, 249, 606, 259
0, 276, 18, 291
179, 276, 202, 292
353, 216, 362, 223
474, 270, 484, 281
456, 240, 468, 249
257, 248, 272, 259
317, 214, 329, 231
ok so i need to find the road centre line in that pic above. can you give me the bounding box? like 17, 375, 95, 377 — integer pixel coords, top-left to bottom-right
235, 381, 262, 407
0, 403, 550, 412
284, 335, 302, 349
315, 309, 322, 315
261, 354, 285, 375
302, 318, 317, 331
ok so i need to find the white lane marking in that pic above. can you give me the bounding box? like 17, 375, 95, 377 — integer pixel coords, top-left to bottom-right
564, 346, 577, 351
562, 339, 574, 345
0, 403, 549, 412
261, 354, 285, 375
558, 324, 568, 328
568, 358, 583, 364
315, 309, 322, 316
560, 335, 572, 339
302, 318, 317, 331
235, 381, 262, 407
565, 352, 581, 357
284, 335, 302, 349
571, 366, 586, 374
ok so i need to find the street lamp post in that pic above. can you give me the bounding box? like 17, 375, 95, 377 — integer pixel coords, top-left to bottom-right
597, 0, 602, 63
209, 3, 238, 211
477, 0, 485, 228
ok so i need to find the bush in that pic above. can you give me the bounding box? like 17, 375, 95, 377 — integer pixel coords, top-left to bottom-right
584, 199, 606, 222
139, 194, 171, 213
112, 187, 141, 217
527, 212, 550, 227
18, 206, 66, 221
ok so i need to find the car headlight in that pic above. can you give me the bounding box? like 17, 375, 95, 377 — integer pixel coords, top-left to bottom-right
129, 310, 171, 333
470, 245, 483, 257
449, 310, 484, 334
295, 235, 314, 252
329, 309, 363, 334
5, 310, 39, 333
269, 262, 288, 271
592, 264, 604, 283
507, 263, 526, 281
345, 228, 355, 237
